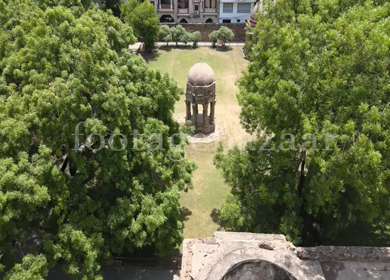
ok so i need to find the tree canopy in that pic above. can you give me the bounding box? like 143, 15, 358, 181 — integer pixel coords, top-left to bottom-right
121, 0, 160, 52
215, 26, 234, 44
208, 30, 218, 47
160, 25, 201, 48
216, 0, 390, 246
0, 0, 195, 279
101, 0, 122, 17
160, 24, 172, 46
171, 25, 187, 46
208, 27, 234, 47
191, 31, 201, 48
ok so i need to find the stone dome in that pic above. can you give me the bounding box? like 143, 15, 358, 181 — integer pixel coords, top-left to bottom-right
248, 1, 264, 28
187, 62, 215, 86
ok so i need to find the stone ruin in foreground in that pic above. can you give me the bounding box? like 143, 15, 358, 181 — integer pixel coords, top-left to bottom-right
181, 231, 390, 280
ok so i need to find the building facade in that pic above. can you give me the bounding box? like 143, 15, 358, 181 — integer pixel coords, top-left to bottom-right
121, 0, 256, 24
151, 0, 219, 23
219, 0, 256, 23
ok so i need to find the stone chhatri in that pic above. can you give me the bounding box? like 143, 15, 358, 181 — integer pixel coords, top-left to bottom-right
185, 62, 216, 135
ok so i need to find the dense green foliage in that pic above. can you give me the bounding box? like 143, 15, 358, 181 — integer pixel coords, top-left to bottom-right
191, 31, 201, 48
215, 26, 234, 45
4, 255, 48, 280
208, 27, 234, 47
36, 0, 93, 10
216, 0, 390, 246
171, 25, 187, 46
0, 0, 195, 279
160, 25, 201, 48
208, 30, 218, 47
180, 31, 192, 46
101, 0, 122, 17
160, 24, 172, 46
121, 0, 160, 52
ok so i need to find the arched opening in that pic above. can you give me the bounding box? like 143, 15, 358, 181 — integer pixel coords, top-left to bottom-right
179, 18, 188, 23
205, 18, 213, 23
160, 15, 174, 23
223, 261, 297, 280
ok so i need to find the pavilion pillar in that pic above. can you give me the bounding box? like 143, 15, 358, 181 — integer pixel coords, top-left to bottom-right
185, 101, 191, 120
210, 101, 216, 124
203, 103, 209, 126
192, 103, 198, 126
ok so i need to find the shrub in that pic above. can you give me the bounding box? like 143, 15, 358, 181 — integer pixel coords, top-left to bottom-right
180, 31, 191, 46
172, 25, 186, 46
209, 30, 218, 47
191, 31, 201, 48
216, 26, 234, 46
160, 25, 172, 46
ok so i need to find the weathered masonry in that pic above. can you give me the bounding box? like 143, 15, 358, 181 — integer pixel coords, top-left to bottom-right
182, 232, 390, 280
185, 62, 216, 135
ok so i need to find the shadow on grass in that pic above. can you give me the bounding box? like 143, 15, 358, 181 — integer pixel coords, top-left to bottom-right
210, 208, 226, 231
141, 49, 161, 63
169, 45, 193, 49
142, 45, 199, 62
209, 46, 233, 52
159, 45, 195, 50
179, 207, 192, 224
158, 45, 174, 51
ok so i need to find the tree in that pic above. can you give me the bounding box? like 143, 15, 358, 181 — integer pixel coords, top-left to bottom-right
121, 0, 160, 52
215, 0, 390, 246
4, 255, 48, 280
0, 1, 195, 279
208, 30, 218, 47
36, 0, 93, 10
160, 24, 172, 46
191, 31, 201, 48
101, 0, 122, 17
208, 27, 234, 47
215, 26, 234, 46
171, 25, 186, 46
180, 31, 191, 46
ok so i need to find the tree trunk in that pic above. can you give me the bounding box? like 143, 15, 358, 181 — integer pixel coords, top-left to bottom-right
297, 151, 317, 246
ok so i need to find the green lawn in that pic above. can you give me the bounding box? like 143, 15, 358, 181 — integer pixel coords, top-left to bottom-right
145, 46, 251, 238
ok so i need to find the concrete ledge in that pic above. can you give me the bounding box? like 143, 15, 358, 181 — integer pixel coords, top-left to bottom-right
296, 246, 390, 262
214, 231, 286, 243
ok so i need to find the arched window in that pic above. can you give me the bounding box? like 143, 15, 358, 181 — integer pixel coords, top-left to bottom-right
160, 15, 174, 23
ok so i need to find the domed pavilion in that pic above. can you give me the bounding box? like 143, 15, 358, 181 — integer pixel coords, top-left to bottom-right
247, 0, 262, 29
245, 1, 265, 46
185, 62, 216, 135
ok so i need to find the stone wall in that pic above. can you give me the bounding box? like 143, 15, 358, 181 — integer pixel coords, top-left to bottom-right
162, 23, 247, 42
295, 246, 390, 262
